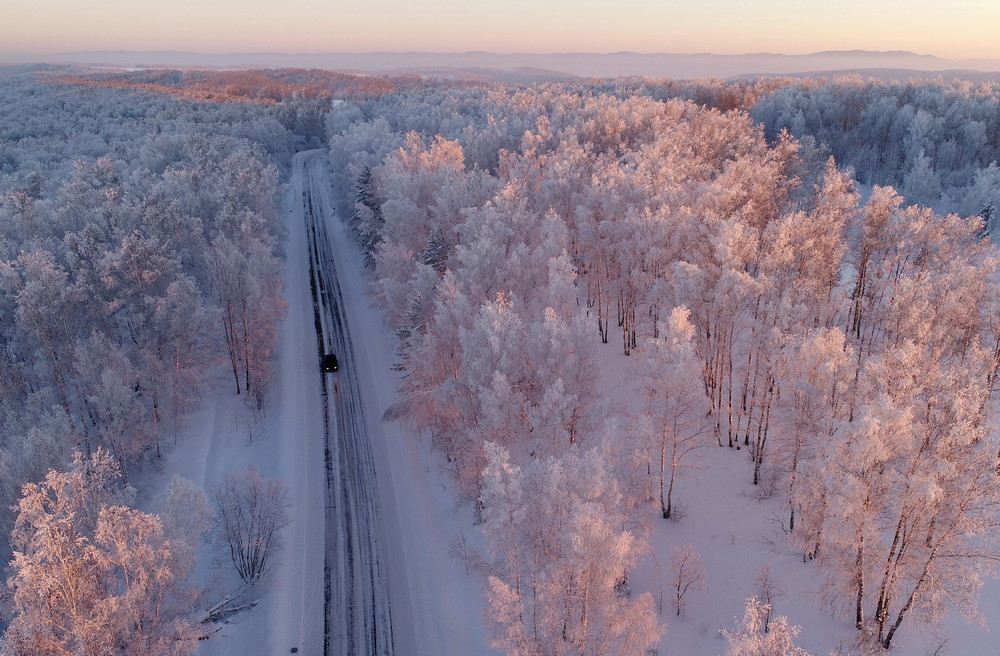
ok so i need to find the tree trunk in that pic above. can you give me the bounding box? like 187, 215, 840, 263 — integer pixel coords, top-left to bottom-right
882, 555, 932, 649
788, 433, 802, 531
726, 333, 735, 448
596, 257, 608, 343
173, 346, 180, 445
242, 300, 252, 395
752, 381, 774, 486
875, 515, 906, 643
222, 305, 241, 395
152, 393, 161, 459
666, 440, 678, 521
855, 537, 865, 629
660, 429, 668, 518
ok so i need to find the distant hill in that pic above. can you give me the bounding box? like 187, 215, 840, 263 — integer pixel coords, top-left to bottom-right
777, 68, 1000, 85
4, 49, 1000, 81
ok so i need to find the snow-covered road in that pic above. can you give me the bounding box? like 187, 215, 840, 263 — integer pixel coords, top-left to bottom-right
299, 150, 395, 655
301, 151, 490, 656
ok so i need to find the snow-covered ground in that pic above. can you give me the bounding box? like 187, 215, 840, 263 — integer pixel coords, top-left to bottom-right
593, 338, 998, 656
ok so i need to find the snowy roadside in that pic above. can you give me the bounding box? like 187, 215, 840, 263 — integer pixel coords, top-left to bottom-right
131, 151, 326, 656
312, 153, 491, 655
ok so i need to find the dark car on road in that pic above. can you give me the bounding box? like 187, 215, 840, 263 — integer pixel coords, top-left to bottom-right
323, 353, 339, 372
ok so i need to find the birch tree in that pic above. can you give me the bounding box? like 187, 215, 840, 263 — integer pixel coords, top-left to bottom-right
481, 442, 662, 656
633, 306, 709, 519
722, 597, 813, 656
3, 450, 199, 656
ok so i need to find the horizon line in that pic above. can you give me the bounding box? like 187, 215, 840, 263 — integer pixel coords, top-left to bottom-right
4, 48, 991, 60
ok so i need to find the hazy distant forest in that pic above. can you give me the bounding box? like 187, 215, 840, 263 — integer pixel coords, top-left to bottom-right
2, 64, 1000, 654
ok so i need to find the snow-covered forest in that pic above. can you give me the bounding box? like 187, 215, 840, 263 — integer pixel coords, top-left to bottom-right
2, 62, 1000, 655
0, 65, 307, 652
0, 64, 299, 473
328, 81, 1000, 654
751, 76, 1000, 220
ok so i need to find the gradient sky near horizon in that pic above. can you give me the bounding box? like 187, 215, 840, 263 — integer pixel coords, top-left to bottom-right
3, 0, 999, 59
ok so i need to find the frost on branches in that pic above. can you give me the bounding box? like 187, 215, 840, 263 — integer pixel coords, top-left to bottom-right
212, 465, 290, 585
3, 450, 202, 656
723, 597, 814, 656
480, 442, 662, 656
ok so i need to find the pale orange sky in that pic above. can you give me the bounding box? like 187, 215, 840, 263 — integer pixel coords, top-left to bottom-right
2, 0, 998, 59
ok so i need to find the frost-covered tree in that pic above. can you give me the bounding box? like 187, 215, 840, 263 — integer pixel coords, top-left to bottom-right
902, 149, 941, 207
722, 597, 813, 656
670, 544, 706, 617
352, 164, 383, 268
633, 306, 708, 519
480, 442, 662, 656
151, 276, 216, 443
159, 474, 212, 576
776, 328, 852, 535
952, 161, 1000, 224
12, 250, 82, 430
3, 450, 200, 656
210, 220, 286, 408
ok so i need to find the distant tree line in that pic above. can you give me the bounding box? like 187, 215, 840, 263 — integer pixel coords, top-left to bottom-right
751, 75, 1000, 222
